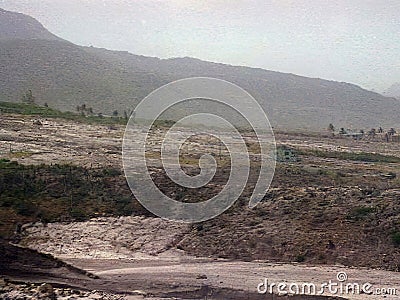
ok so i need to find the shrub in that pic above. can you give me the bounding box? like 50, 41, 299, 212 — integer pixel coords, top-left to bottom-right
346, 206, 375, 222
70, 207, 87, 222
391, 232, 400, 247
297, 148, 400, 163
295, 254, 306, 262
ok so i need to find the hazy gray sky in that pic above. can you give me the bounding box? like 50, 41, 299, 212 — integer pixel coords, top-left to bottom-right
1, 0, 399, 92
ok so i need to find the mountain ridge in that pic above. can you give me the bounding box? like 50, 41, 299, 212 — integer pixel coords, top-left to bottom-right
0, 8, 399, 130
0, 8, 62, 41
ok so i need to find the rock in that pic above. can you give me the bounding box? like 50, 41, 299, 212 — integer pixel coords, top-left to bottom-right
1, 285, 12, 292
37, 283, 56, 299
327, 240, 336, 250
131, 290, 147, 296
0, 277, 7, 287
71, 289, 81, 295
88, 293, 102, 299
4, 290, 27, 299
33, 119, 43, 126
196, 274, 208, 280
380, 172, 396, 179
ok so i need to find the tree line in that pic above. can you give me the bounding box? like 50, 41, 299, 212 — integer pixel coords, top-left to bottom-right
328, 123, 398, 141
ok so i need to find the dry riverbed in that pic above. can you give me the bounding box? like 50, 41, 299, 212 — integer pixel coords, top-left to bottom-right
10, 217, 399, 300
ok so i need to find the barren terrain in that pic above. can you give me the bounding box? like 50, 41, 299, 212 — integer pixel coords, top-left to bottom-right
1, 113, 400, 299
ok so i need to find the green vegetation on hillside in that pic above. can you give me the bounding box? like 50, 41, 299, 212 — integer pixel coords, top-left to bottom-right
0, 159, 148, 237
1, 32, 399, 131
298, 148, 400, 163
0, 101, 127, 125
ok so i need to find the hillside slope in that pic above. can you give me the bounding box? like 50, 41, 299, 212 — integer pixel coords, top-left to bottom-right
87, 47, 400, 130
0, 39, 149, 113
0, 8, 61, 41
0, 8, 399, 130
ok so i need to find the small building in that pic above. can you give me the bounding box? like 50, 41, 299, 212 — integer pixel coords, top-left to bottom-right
339, 130, 364, 140
275, 145, 298, 162
390, 134, 400, 143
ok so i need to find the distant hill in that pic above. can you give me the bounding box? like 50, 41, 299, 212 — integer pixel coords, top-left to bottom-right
0, 39, 149, 112
0, 8, 399, 131
0, 8, 61, 41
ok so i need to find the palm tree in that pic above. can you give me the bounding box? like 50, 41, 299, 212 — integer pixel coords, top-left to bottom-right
21, 90, 35, 104
368, 128, 376, 139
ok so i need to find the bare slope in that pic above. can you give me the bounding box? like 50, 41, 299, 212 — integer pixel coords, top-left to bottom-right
0, 8, 399, 130
0, 8, 61, 41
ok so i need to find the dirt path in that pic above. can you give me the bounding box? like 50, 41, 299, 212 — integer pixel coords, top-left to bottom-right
61, 256, 397, 300
18, 217, 400, 300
